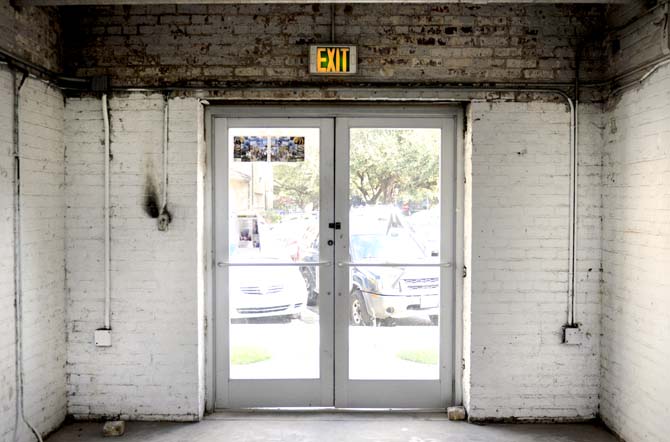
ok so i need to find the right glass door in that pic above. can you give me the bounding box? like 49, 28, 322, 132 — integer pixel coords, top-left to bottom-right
334, 117, 455, 408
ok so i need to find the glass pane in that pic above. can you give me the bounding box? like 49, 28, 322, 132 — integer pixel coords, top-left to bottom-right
228, 127, 320, 379
348, 128, 441, 380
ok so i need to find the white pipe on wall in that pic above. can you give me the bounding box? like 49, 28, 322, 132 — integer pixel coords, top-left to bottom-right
162, 96, 168, 211
567, 98, 577, 327
102, 93, 111, 330
157, 95, 172, 232
11, 70, 43, 442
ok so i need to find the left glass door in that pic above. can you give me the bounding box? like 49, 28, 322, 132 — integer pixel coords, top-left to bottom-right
214, 118, 335, 408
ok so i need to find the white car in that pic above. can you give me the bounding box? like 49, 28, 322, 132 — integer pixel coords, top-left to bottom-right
228, 248, 308, 321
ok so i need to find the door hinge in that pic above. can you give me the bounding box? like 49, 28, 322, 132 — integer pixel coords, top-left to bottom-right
328, 222, 341, 230
463, 265, 467, 278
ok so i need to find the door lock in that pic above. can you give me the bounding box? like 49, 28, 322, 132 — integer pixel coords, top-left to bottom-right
327, 239, 334, 246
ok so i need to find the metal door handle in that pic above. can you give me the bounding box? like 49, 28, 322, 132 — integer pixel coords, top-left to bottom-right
337, 261, 452, 268
218, 261, 332, 268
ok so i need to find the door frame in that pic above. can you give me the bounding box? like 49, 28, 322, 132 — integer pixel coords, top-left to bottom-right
205, 104, 465, 411
334, 116, 455, 408
213, 117, 335, 408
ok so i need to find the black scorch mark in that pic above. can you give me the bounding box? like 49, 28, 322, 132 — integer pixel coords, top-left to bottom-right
144, 175, 160, 218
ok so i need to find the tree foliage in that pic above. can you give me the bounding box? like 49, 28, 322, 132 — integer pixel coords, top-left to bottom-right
272, 151, 319, 212
272, 128, 440, 211
349, 128, 439, 205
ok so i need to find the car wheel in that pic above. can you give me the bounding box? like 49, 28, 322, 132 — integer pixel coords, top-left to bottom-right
350, 289, 372, 326
379, 317, 396, 327
429, 315, 439, 326
306, 287, 318, 307
301, 267, 318, 307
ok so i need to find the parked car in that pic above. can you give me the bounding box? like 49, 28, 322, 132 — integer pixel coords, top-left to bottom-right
229, 248, 308, 321
295, 223, 320, 307
407, 206, 440, 257
300, 206, 440, 325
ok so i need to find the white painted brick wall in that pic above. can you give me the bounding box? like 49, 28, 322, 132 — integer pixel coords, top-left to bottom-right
64, 94, 203, 421
0, 68, 66, 442
63, 96, 605, 423
466, 101, 601, 420
0, 67, 18, 442
606, 5, 667, 80
600, 64, 670, 442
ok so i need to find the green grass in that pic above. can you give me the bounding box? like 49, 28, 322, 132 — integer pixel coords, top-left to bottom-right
396, 349, 439, 365
231, 346, 272, 365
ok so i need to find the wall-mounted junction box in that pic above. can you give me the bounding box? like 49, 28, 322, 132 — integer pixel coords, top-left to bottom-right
95, 329, 112, 347
563, 325, 584, 345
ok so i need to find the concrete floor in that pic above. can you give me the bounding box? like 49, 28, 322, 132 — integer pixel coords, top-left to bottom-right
47, 412, 619, 442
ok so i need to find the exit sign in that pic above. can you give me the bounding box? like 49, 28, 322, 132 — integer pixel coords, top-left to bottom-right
309, 45, 357, 75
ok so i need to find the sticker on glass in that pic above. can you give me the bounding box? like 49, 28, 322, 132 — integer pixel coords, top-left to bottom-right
234, 136, 268, 162
237, 215, 260, 248
270, 136, 305, 162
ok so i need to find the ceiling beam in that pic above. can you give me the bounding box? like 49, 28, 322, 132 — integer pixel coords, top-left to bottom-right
16, 0, 630, 6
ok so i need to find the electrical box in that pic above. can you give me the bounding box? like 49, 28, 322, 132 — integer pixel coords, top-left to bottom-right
95, 329, 112, 347
563, 325, 584, 345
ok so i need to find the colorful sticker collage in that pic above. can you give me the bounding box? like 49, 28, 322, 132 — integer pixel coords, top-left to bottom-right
234, 136, 305, 162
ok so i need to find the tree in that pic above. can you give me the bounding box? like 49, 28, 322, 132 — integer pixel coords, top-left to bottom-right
272, 128, 440, 212
349, 128, 439, 206
272, 151, 319, 212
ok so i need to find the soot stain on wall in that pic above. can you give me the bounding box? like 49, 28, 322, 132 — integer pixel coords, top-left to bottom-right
144, 175, 160, 218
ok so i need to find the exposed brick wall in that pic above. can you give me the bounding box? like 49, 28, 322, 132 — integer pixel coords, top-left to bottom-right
466, 101, 601, 420
0, 67, 66, 442
605, 2, 668, 80
600, 63, 670, 442
0, 0, 62, 72
6, 0, 670, 429
60, 3, 606, 87
17, 75, 67, 442
0, 66, 17, 442
64, 94, 203, 420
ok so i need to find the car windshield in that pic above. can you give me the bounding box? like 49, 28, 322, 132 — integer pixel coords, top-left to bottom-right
351, 231, 425, 261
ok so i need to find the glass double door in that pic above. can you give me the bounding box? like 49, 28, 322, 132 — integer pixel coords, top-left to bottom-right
214, 110, 455, 409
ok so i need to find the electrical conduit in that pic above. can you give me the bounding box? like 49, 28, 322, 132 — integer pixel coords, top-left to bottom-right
11, 70, 43, 442
103, 94, 111, 330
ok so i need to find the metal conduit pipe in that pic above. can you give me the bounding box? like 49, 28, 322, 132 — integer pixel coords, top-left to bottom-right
570, 98, 578, 327
0, 48, 88, 90
569, 46, 581, 328
157, 94, 172, 232
11, 38, 668, 349
111, 84, 578, 328
331, 3, 336, 43
102, 94, 111, 331
0, 58, 581, 341
163, 96, 168, 212
1, 50, 582, 348
612, 57, 670, 96
11, 69, 43, 442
